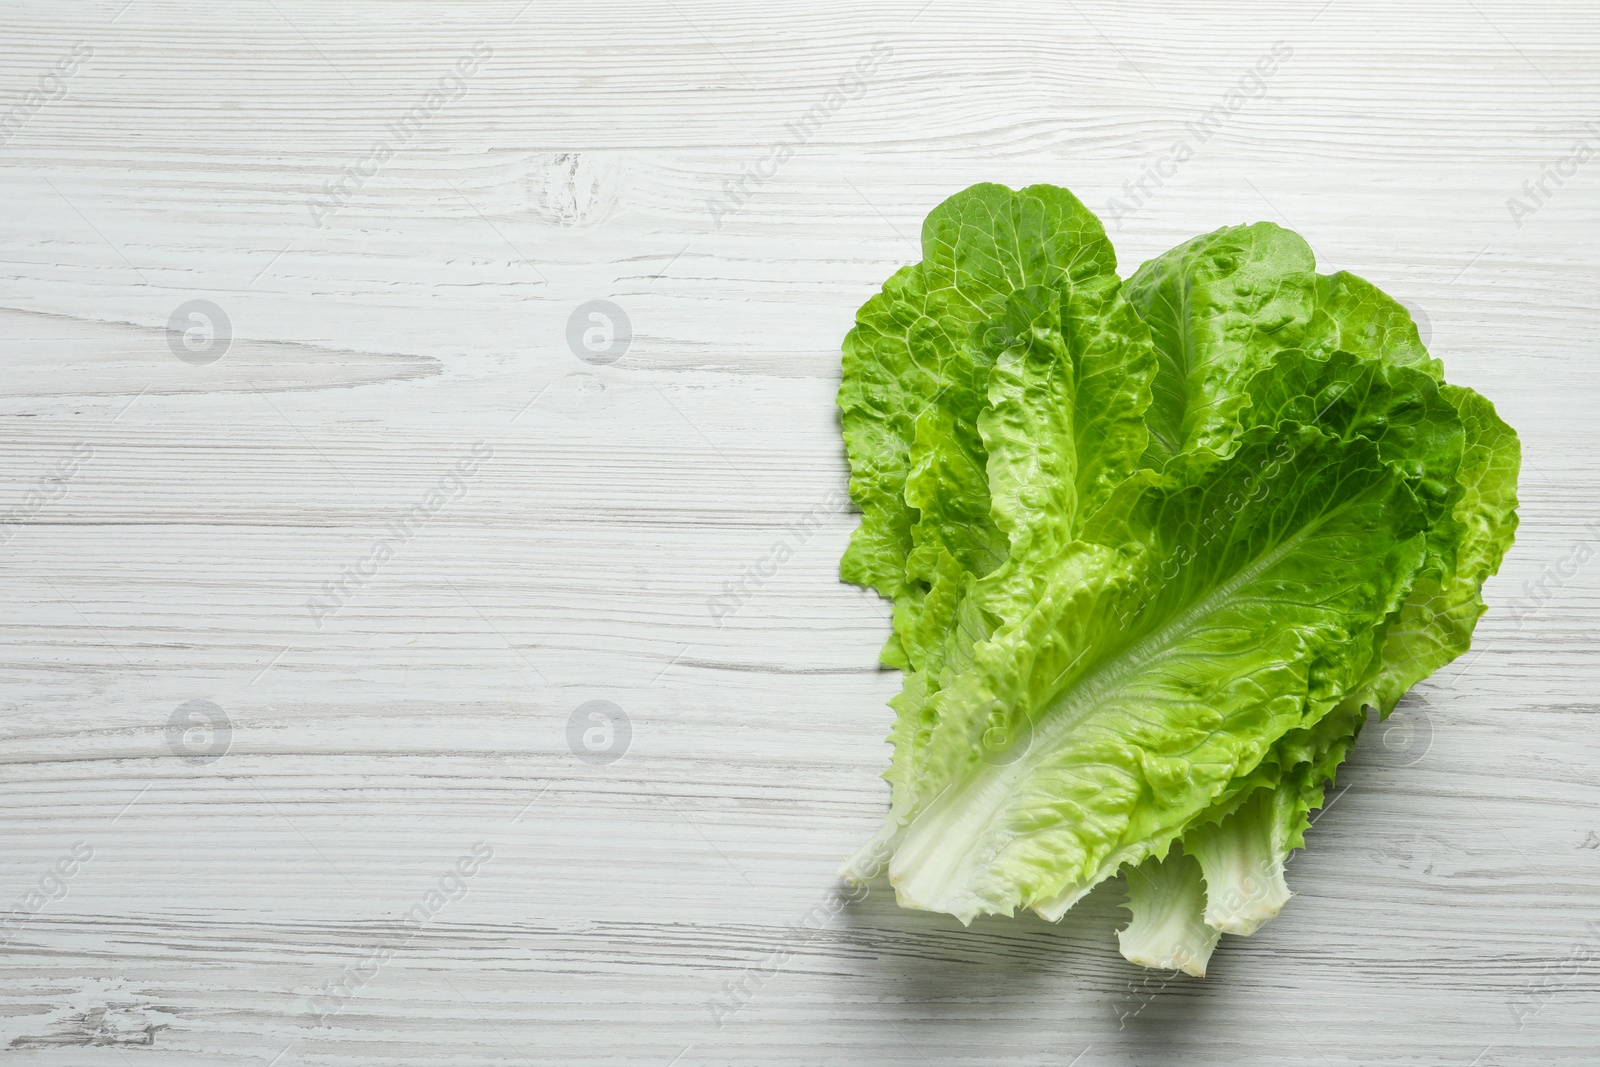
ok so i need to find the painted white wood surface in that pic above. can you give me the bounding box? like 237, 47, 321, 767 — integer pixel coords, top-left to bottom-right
1, 1, 1597, 1063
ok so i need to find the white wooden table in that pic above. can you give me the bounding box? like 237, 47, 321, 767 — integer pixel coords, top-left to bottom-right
2, 2, 1596, 1063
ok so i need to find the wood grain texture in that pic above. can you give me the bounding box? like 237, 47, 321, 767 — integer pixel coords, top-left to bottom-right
1, 0, 1597, 1063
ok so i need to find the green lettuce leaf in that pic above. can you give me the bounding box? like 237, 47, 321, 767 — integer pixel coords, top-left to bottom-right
838, 188, 1158, 876
881, 426, 1428, 922
1116, 237, 1506, 955
838, 182, 1125, 623
863, 287, 1155, 869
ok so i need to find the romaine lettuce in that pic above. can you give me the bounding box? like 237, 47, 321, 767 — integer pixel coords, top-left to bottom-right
837, 184, 1520, 975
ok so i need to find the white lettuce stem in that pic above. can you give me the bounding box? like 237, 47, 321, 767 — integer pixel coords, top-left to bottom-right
1185, 788, 1292, 936
1116, 847, 1220, 978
